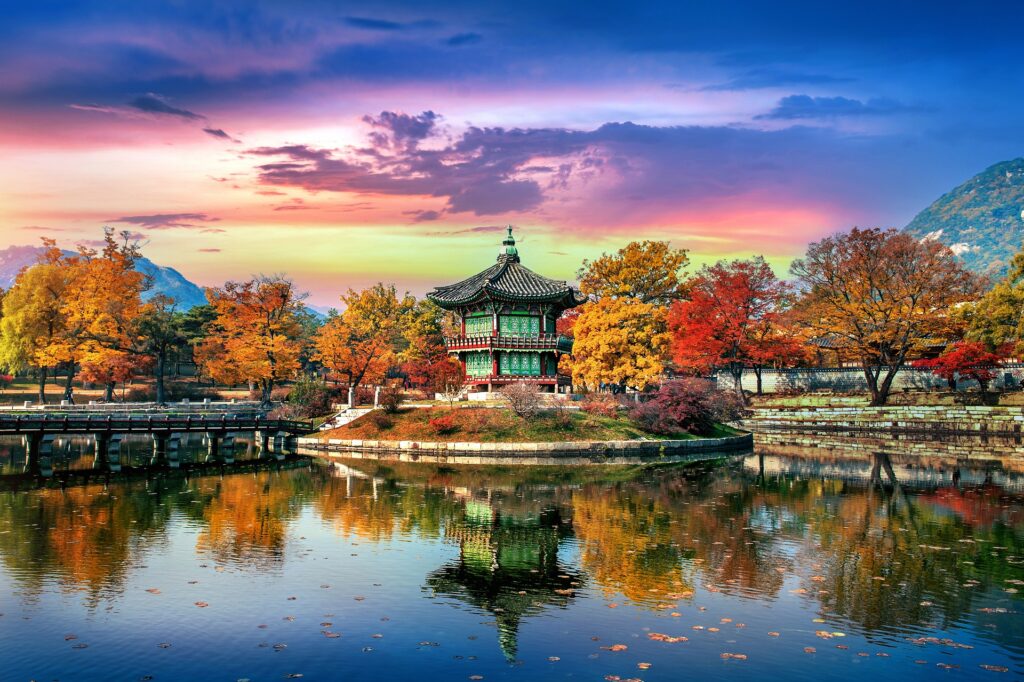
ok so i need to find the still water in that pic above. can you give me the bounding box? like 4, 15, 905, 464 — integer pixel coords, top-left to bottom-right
0, 451, 1021, 681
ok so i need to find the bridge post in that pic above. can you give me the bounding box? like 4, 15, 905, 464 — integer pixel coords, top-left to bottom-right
23, 433, 55, 477
258, 430, 272, 458
92, 433, 122, 472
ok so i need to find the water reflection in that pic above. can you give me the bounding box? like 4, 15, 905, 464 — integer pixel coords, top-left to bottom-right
1, 453, 1021, 679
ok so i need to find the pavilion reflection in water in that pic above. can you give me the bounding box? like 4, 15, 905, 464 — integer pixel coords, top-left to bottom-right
425, 492, 582, 661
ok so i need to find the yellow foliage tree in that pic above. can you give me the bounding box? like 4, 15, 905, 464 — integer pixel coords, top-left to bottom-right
570, 297, 670, 391
963, 247, 1024, 352
578, 240, 690, 304
0, 240, 78, 403
200, 275, 305, 403
314, 283, 414, 391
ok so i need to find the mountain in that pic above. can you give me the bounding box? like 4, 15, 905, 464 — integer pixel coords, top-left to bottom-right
0, 245, 208, 309
903, 157, 1024, 278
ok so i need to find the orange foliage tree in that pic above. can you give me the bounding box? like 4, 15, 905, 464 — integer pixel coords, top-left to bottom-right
790, 228, 982, 405
200, 275, 306, 403
669, 257, 802, 398
314, 283, 414, 393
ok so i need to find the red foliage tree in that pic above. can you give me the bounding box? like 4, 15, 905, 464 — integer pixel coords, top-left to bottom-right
913, 342, 1005, 392
668, 257, 801, 398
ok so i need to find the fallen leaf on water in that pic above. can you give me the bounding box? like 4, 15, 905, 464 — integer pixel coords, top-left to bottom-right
601, 644, 628, 651
72, 643, 89, 649
721, 653, 747, 660
804, 647, 816, 654
980, 665, 1009, 673
145, 588, 161, 595
648, 632, 688, 643
768, 632, 780, 637
194, 601, 209, 608
64, 634, 77, 641
157, 643, 171, 649
607, 603, 619, 609
547, 656, 560, 662
637, 662, 651, 670
322, 632, 340, 639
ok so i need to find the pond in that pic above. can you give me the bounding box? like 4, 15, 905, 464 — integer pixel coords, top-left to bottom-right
1, 450, 1022, 680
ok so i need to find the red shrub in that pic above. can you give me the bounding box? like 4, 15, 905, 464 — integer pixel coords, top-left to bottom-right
581, 393, 621, 417
428, 414, 459, 435
629, 378, 746, 436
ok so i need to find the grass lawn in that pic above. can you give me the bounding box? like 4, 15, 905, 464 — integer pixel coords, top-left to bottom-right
320, 406, 741, 443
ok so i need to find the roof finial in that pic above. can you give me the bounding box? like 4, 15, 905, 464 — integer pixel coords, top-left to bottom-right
499, 224, 519, 262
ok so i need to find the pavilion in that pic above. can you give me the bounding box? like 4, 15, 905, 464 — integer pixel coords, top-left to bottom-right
427, 227, 584, 393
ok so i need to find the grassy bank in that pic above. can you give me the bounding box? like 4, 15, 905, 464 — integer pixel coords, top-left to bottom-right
320, 406, 741, 443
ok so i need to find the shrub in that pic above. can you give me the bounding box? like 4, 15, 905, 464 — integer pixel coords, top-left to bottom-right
285, 375, 338, 419
428, 414, 459, 435
355, 385, 376, 406
629, 378, 746, 436
501, 382, 541, 419
581, 393, 621, 417
368, 410, 394, 430
378, 385, 405, 413
549, 400, 575, 430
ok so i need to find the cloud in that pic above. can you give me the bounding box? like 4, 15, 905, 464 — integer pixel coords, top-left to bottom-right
445, 32, 482, 46
363, 110, 439, 150
128, 93, 203, 120
344, 16, 406, 31
203, 127, 239, 142
19, 225, 66, 232
197, 248, 221, 253
404, 209, 442, 222
756, 94, 920, 119
700, 69, 854, 91
108, 212, 220, 229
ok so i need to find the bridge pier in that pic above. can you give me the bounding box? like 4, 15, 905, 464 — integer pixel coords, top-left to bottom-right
22, 433, 54, 477
93, 433, 123, 472
152, 433, 182, 468
203, 432, 235, 463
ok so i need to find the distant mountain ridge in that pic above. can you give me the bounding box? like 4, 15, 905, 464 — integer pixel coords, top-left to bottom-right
903, 157, 1024, 278
0, 245, 208, 309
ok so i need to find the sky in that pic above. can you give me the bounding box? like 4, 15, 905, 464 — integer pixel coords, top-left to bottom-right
1, 0, 1022, 307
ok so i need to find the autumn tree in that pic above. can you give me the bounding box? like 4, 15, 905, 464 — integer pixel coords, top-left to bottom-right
790, 228, 981, 405
201, 275, 306, 404
62, 230, 149, 401
577, 240, 690, 304
912, 342, 1005, 392
314, 283, 414, 393
571, 241, 687, 391
669, 257, 802, 399
0, 242, 73, 403
964, 246, 1024, 351
571, 297, 670, 391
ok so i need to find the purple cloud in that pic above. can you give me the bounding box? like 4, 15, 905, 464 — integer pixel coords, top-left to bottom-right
128, 94, 203, 120
108, 213, 220, 229
756, 95, 921, 119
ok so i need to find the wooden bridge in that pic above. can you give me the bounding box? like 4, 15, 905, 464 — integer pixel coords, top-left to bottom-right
4, 413, 314, 476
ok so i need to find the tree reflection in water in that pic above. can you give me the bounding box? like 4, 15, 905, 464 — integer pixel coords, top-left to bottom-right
0, 455, 1021, 661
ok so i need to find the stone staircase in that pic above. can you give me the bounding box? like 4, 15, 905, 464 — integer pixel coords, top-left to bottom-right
318, 407, 374, 431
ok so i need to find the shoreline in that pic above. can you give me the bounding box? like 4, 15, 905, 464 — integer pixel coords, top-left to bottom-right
296, 432, 753, 465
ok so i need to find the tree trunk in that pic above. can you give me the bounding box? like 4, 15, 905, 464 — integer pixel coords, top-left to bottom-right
754, 366, 763, 395
63, 363, 75, 403
730, 364, 747, 404
866, 364, 900, 406
261, 379, 274, 406
37, 367, 47, 404
104, 382, 115, 402
155, 353, 166, 405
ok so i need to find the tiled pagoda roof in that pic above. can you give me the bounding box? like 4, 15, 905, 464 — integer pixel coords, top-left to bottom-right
427, 227, 585, 309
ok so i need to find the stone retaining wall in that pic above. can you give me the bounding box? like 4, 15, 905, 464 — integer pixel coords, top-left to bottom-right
716, 364, 1024, 394
295, 433, 753, 465
743, 405, 1024, 435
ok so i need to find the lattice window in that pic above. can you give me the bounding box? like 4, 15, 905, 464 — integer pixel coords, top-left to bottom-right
465, 351, 491, 376
499, 315, 540, 337
464, 315, 491, 336
499, 352, 541, 375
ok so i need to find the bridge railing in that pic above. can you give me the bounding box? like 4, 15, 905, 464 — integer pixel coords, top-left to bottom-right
0, 400, 271, 414
0, 413, 313, 435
